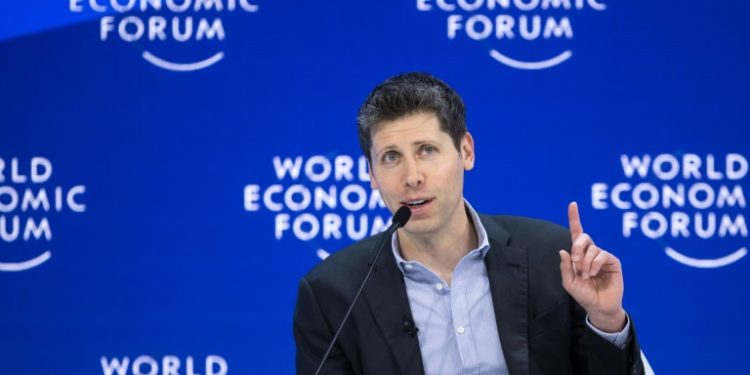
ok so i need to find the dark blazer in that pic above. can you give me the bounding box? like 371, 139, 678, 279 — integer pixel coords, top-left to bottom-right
294, 214, 645, 375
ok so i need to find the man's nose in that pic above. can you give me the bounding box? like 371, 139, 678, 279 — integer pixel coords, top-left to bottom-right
403, 158, 423, 187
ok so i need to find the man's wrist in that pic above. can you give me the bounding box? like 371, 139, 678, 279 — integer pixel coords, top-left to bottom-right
587, 308, 627, 333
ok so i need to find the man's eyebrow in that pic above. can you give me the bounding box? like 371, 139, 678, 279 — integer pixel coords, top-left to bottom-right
372, 145, 397, 158
376, 140, 435, 154
377, 138, 438, 150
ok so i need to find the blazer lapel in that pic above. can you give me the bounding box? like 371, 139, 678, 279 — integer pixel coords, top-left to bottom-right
363, 238, 425, 375
481, 215, 530, 375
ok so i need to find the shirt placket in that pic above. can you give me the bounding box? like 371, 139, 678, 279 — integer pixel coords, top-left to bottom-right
451, 261, 480, 375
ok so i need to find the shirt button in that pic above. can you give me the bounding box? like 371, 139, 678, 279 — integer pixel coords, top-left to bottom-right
435, 283, 444, 291
457, 326, 465, 334
404, 264, 413, 270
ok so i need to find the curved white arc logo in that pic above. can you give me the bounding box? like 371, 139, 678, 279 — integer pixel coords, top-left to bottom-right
665, 246, 747, 268
489, 49, 572, 70
142, 51, 225, 72
0, 250, 52, 272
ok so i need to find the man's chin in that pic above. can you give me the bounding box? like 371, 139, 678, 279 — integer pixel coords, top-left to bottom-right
399, 219, 438, 237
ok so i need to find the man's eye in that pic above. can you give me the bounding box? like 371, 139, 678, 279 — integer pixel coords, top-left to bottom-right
383, 152, 399, 162
422, 145, 436, 154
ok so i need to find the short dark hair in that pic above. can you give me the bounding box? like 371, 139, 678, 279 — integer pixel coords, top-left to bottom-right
357, 72, 467, 161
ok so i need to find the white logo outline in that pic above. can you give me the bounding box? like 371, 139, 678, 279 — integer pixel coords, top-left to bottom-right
142, 51, 225, 72
0, 250, 52, 272
489, 49, 573, 70
664, 246, 747, 269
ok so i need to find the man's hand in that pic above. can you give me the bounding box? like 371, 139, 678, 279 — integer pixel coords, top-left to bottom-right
559, 202, 627, 333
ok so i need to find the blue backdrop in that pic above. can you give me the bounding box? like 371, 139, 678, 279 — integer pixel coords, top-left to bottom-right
2, 0, 749, 373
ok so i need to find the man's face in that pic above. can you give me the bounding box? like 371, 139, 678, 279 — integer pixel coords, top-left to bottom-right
368, 112, 475, 237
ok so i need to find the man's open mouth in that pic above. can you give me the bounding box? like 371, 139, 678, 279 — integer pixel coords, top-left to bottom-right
402, 199, 432, 209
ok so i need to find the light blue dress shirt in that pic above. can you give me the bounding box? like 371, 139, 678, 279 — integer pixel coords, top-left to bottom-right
390, 201, 630, 375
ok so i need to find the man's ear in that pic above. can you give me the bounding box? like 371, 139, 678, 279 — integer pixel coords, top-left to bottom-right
368, 161, 378, 189
461, 132, 475, 171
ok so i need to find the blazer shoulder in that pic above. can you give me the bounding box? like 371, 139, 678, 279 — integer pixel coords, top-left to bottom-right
481, 214, 572, 250
304, 231, 389, 286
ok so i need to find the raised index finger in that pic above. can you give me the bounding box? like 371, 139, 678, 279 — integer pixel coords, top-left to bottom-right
568, 201, 584, 242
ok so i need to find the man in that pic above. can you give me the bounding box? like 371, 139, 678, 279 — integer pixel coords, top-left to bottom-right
294, 72, 644, 375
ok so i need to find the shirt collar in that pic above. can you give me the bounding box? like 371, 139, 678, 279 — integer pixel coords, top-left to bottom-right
391, 199, 491, 275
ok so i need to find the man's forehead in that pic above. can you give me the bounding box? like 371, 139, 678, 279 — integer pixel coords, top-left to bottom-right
370, 113, 444, 143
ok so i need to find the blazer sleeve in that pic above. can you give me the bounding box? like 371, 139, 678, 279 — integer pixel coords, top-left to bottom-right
294, 276, 355, 375
581, 314, 645, 375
